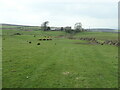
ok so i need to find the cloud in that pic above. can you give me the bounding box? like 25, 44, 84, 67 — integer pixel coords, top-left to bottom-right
0, 0, 118, 29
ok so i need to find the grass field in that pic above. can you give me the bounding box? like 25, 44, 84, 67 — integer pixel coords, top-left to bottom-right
2, 28, 118, 88
75, 32, 118, 41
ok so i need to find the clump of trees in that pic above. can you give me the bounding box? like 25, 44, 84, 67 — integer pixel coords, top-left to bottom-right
64, 27, 72, 33
74, 22, 84, 32
61, 27, 64, 31
41, 21, 51, 31
65, 22, 84, 33
41, 21, 85, 33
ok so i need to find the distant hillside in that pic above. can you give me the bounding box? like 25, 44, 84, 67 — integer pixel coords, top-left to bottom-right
2, 23, 25, 26
1, 23, 118, 33
86, 28, 118, 33
2, 23, 40, 27
1, 23, 40, 31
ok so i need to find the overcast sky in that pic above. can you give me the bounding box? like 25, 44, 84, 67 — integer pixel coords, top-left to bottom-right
0, 0, 119, 29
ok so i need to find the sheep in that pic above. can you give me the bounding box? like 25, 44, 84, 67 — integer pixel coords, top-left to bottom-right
39, 39, 42, 41
37, 43, 40, 45
43, 39, 46, 41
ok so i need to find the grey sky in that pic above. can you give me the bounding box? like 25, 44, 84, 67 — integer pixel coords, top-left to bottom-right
0, 0, 119, 29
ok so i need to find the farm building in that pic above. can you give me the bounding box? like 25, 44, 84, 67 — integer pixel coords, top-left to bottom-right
51, 27, 62, 31
50, 26, 71, 31
64, 26, 71, 30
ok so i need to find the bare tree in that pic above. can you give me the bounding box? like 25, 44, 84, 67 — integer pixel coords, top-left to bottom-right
41, 21, 49, 31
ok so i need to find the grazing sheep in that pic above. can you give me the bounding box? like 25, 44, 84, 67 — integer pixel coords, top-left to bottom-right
14, 33, 21, 35
37, 43, 40, 45
39, 39, 42, 41
43, 39, 46, 41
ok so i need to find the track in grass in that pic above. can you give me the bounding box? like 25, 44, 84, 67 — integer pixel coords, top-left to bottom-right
2, 31, 118, 88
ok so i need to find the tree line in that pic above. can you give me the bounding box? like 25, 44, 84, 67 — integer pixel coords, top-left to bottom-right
41, 21, 86, 33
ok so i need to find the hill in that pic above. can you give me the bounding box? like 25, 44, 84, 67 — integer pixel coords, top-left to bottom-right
86, 28, 118, 33
1, 23, 40, 31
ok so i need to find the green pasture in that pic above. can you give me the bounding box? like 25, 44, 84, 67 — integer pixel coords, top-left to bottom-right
2, 29, 118, 88
75, 32, 118, 41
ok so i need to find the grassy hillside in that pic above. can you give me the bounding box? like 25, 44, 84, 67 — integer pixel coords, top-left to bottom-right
75, 32, 118, 41
2, 25, 118, 88
2, 24, 40, 31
